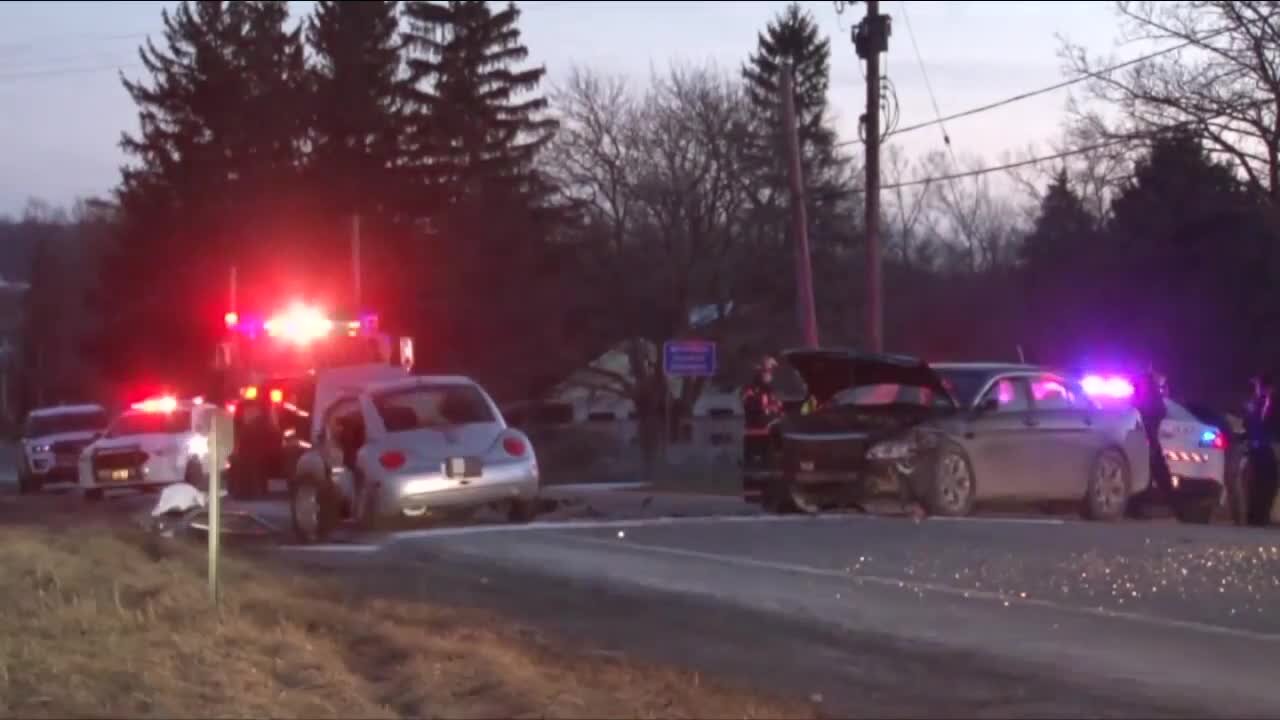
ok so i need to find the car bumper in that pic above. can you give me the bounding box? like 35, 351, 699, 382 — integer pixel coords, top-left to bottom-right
78, 460, 187, 490
376, 461, 539, 518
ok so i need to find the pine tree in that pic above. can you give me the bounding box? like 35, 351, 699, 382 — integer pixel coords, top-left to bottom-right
401, 0, 558, 210
741, 2, 841, 220
306, 0, 406, 217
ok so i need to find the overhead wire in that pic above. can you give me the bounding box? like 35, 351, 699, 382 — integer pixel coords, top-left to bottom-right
836, 17, 1248, 149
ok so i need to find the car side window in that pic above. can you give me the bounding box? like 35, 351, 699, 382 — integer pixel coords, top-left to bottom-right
323, 399, 360, 448
979, 377, 1030, 413
1031, 375, 1091, 411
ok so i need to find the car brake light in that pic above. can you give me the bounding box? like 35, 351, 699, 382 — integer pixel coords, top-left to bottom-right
379, 450, 406, 470
269, 388, 283, 404
502, 436, 526, 457
243, 386, 259, 400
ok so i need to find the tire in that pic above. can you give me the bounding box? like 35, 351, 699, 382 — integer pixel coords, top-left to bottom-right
788, 486, 837, 515
290, 476, 339, 544
17, 471, 40, 495
183, 461, 204, 490
924, 443, 977, 517
1175, 497, 1216, 525
508, 498, 537, 523
84, 488, 104, 503
763, 474, 798, 514
1084, 447, 1130, 522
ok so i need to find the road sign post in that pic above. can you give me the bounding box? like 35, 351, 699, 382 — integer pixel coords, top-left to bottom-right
207, 408, 222, 606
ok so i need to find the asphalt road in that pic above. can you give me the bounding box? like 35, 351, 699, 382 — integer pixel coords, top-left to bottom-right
279, 511, 1280, 718
5, 454, 1280, 717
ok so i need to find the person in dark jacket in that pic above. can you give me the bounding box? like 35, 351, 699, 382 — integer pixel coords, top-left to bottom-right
740, 356, 782, 472
1129, 369, 1178, 518
1244, 372, 1279, 527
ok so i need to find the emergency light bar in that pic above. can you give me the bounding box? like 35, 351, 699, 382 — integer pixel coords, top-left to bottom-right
131, 396, 179, 413
1081, 374, 1135, 399
264, 303, 334, 345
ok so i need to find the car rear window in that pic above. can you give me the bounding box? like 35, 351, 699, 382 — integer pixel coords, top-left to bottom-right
24, 410, 107, 437
372, 384, 495, 432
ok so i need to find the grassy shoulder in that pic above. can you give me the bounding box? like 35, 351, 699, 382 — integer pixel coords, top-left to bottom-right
0, 517, 807, 719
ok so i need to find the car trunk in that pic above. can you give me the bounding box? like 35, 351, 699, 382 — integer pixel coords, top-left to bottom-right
385, 423, 505, 470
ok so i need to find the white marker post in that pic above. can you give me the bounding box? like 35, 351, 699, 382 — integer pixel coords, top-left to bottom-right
207, 408, 222, 605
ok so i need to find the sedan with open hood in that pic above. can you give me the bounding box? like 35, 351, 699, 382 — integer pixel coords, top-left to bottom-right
748, 350, 1151, 519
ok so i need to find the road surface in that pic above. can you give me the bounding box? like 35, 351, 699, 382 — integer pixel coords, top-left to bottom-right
4, 458, 1279, 717
282, 511, 1280, 718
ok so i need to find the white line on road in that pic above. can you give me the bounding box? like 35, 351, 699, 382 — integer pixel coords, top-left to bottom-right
930, 515, 1065, 526
544, 482, 651, 493
558, 534, 1280, 643
278, 544, 381, 553
386, 512, 866, 542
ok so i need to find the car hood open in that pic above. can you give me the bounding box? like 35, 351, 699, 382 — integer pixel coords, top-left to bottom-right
782, 348, 954, 407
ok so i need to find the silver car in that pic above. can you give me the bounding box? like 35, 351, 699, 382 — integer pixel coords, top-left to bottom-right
289, 375, 539, 542
756, 350, 1151, 520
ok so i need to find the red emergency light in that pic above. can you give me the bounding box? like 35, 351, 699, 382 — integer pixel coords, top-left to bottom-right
132, 396, 179, 414
224, 311, 239, 329
263, 303, 333, 345
269, 388, 283, 404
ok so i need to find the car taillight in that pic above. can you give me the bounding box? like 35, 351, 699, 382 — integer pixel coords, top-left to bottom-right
243, 386, 259, 400
379, 451, 406, 470
269, 388, 283, 404
502, 436, 526, 457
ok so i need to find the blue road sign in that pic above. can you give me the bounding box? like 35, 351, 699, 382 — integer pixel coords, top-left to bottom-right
663, 339, 717, 377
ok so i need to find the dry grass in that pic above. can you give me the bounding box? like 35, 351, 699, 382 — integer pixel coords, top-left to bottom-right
0, 521, 807, 720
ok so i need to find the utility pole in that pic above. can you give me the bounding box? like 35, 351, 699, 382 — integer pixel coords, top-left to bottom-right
781, 63, 819, 348
855, 0, 891, 352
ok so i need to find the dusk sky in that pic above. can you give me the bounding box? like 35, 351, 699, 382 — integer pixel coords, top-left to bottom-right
0, 0, 1132, 216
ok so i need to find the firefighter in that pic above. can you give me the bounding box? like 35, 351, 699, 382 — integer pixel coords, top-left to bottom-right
1244, 372, 1279, 527
740, 355, 783, 471
1129, 368, 1178, 519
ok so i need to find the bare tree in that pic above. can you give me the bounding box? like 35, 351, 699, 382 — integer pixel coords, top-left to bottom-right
1003, 124, 1135, 222
918, 151, 1025, 273
881, 144, 940, 268
1061, 1, 1280, 201
545, 64, 755, 440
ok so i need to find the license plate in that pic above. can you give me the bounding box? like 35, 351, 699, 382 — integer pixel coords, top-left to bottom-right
97, 468, 133, 483
445, 457, 482, 478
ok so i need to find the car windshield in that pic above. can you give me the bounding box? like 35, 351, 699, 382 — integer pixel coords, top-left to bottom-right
24, 410, 107, 438
831, 383, 952, 409
372, 384, 495, 432
932, 368, 995, 408
107, 410, 191, 438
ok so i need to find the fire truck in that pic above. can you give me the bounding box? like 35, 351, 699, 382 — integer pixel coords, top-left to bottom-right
213, 302, 414, 499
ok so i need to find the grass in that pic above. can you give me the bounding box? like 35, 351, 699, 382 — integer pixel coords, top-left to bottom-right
0, 519, 808, 719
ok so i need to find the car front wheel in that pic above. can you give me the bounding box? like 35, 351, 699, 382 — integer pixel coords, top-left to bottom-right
290, 476, 338, 544
925, 444, 977, 517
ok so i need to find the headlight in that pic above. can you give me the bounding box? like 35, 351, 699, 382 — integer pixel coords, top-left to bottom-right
867, 440, 915, 461
31, 444, 51, 454
187, 435, 209, 456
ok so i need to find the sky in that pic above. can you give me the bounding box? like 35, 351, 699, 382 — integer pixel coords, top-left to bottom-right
0, 0, 1133, 216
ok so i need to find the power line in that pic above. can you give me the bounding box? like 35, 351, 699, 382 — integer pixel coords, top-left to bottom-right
882, 137, 1131, 190
0, 63, 139, 83
837, 21, 1241, 150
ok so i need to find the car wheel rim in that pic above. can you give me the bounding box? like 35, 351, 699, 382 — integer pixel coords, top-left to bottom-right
1093, 454, 1125, 512
790, 487, 823, 514
939, 453, 971, 510
295, 485, 319, 538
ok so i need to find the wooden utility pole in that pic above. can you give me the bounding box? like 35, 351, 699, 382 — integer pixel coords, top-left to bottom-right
781, 63, 819, 348
855, 0, 890, 353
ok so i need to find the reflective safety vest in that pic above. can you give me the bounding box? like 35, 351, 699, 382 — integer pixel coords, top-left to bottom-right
800, 396, 817, 415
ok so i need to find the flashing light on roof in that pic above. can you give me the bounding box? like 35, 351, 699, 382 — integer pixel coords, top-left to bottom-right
131, 396, 179, 414
224, 311, 239, 329
269, 388, 283, 404
243, 386, 259, 400
263, 303, 334, 345
1081, 374, 1135, 400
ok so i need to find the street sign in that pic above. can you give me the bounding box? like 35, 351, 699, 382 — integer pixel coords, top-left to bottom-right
663, 339, 717, 377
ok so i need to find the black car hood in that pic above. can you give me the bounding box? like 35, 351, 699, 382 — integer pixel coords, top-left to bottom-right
783, 348, 954, 407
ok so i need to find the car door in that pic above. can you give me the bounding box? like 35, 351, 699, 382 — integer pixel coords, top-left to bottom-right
1026, 374, 1100, 500
962, 375, 1036, 499
320, 397, 362, 499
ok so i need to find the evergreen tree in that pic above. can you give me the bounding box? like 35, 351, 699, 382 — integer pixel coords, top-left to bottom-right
401, 0, 558, 210
740, 3, 842, 225
306, 0, 406, 217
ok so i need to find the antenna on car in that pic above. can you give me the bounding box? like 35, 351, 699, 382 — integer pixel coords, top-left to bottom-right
1016, 344, 1026, 364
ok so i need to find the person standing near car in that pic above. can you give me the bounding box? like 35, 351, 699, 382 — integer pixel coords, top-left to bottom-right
1244, 372, 1279, 527
741, 355, 783, 470
1129, 369, 1179, 518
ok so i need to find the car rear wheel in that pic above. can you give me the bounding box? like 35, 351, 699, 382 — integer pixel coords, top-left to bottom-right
508, 498, 537, 523
925, 444, 976, 517
290, 476, 338, 544
1084, 448, 1130, 522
